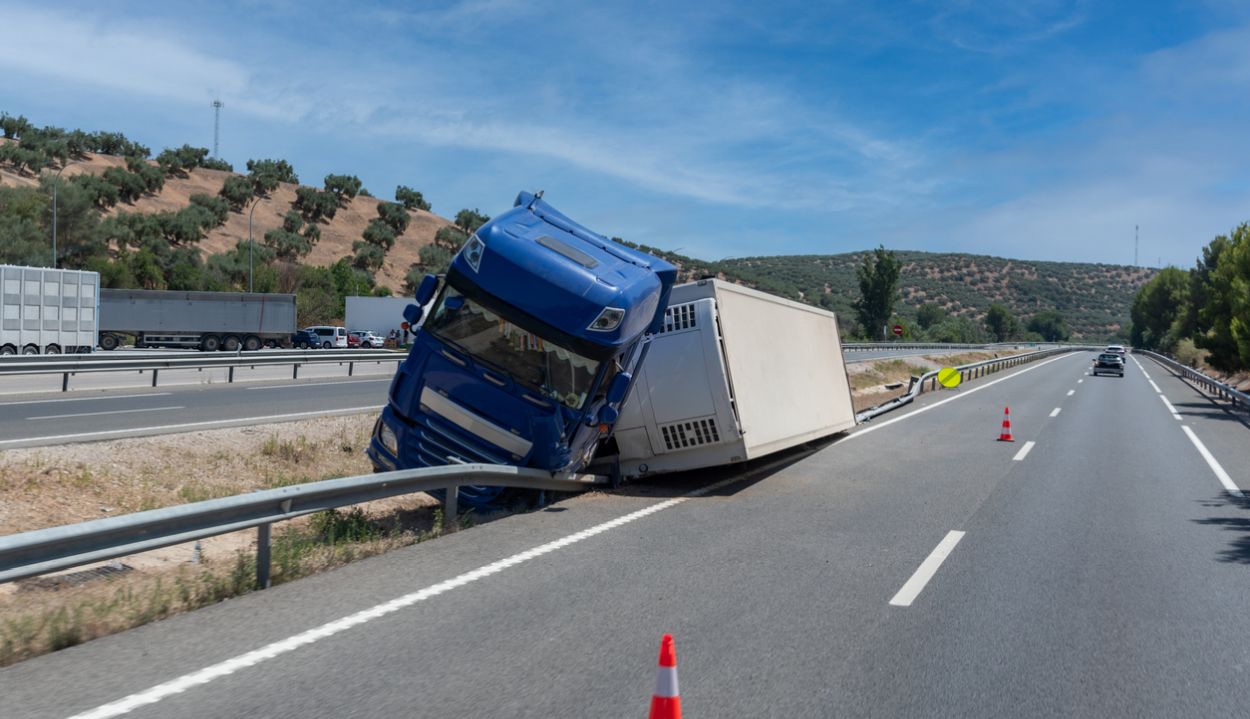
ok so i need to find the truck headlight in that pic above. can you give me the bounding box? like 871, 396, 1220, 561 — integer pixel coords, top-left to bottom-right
378, 422, 398, 456
588, 307, 625, 332
462, 234, 485, 273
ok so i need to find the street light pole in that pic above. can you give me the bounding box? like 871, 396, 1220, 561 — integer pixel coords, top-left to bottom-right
247, 196, 262, 293
49, 162, 79, 268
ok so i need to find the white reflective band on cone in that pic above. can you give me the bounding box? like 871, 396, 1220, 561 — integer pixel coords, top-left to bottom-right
653, 666, 679, 698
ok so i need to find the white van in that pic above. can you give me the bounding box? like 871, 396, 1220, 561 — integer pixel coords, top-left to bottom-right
304, 325, 348, 349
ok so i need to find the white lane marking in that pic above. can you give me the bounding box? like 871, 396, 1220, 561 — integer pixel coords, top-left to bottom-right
64, 475, 742, 719
889, 531, 966, 607
1077, 379, 1084, 384
0, 407, 384, 447
1142, 371, 1151, 379
0, 392, 172, 407
27, 406, 183, 421
1049, 407, 1061, 417
246, 379, 389, 390
1013, 441, 1036, 461
1066, 389, 1075, 396
1131, 356, 1145, 371
1148, 379, 1162, 394
846, 353, 1078, 442
1181, 425, 1243, 497
1159, 395, 1182, 420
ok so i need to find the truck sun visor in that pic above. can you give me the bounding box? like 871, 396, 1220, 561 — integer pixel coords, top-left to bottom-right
537, 235, 599, 269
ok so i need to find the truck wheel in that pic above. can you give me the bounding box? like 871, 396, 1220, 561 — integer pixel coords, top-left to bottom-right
22, 345, 38, 355
243, 335, 262, 352
99, 334, 119, 351
0, 345, 15, 355
223, 335, 241, 352
200, 335, 221, 352
45, 345, 61, 355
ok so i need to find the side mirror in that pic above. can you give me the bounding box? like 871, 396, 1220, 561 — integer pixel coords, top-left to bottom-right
606, 371, 632, 405
414, 274, 439, 306
597, 405, 619, 425
403, 304, 424, 326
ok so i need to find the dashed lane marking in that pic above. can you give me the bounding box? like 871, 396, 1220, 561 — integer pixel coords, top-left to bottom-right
889, 531, 966, 607
1013, 441, 1036, 461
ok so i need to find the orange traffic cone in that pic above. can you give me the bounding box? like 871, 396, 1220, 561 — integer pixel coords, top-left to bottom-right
648, 634, 681, 719
997, 406, 1015, 442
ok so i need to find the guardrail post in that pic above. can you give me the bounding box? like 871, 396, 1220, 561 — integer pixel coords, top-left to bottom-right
256, 523, 271, 589
228, 366, 235, 383
62, 372, 69, 392
151, 369, 158, 387
444, 487, 458, 533
293, 364, 299, 380
348, 361, 354, 377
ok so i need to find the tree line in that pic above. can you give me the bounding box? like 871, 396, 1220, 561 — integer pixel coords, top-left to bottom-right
1129, 223, 1250, 372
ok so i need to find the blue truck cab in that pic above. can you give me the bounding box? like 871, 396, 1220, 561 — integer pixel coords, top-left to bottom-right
367, 192, 676, 505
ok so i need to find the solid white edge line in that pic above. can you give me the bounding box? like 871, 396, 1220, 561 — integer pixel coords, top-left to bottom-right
0, 407, 385, 447
27, 406, 184, 421
1181, 425, 1243, 497
1148, 380, 1162, 394
245, 379, 390, 390
65, 474, 743, 719
844, 353, 1078, 442
0, 392, 173, 407
1160, 395, 1180, 416
1049, 407, 1061, 417
1012, 441, 1036, 461
889, 530, 966, 607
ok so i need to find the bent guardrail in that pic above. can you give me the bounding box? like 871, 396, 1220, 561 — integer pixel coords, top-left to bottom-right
0, 350, 404, 391
0, 464, 605, 588
1134, 349, 1250, 414
855, 346, 1098, 423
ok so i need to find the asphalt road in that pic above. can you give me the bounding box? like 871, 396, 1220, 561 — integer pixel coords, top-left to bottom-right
0, 378, 389, 449
3, 350, 1249, 718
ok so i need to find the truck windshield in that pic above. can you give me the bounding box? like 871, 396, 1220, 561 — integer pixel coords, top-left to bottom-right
423, 287, 601, 410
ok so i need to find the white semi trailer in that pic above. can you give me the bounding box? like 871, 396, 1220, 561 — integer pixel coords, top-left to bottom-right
610, 279, 857, 477
0, 265, 100, 355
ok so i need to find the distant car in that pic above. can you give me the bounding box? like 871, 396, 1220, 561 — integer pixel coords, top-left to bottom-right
1092, 353, 1125, 377
349, 330, 385, 348
291, 329, 320, 350
304, 325, 349, 349
1105, 345, 1127, 356
346, 331, 361, 349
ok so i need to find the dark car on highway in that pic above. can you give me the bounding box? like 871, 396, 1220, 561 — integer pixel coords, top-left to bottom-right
291, 329, 320, 349
1092, 352, 1125, 377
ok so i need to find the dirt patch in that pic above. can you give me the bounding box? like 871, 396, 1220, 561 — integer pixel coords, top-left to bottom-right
846, 349, 1032, 412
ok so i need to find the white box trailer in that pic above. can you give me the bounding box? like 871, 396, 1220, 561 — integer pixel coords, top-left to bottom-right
98, 289, 296, 351
345, 296, 421, 338
0, 265, 99, 355
612, 279, 856, 477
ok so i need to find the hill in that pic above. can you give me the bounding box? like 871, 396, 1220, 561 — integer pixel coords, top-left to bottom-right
624, 249, 1153, 340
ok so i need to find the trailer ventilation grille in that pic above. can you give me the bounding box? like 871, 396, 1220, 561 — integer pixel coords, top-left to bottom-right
659, 417, 721, 451
660, 303, 697, 333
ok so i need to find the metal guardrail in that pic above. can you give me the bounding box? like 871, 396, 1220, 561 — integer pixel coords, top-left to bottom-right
0, 350, 404, 391
0, 464, 606, 588
855, 346, 1098, 422
841, 341, 1087, 352
1135, 349, 1250, 413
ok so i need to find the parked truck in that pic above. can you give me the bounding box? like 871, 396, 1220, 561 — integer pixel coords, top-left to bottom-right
98, 289, 297, 351
0, 265, 100, 355
366, 192, 858, 507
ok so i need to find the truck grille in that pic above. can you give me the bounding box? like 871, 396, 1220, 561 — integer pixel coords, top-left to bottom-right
658, 417, 721, 451
405, 411, 512, 467
660, 303, 697, 333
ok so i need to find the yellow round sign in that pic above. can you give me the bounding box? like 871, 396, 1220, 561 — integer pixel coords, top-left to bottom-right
937, 367, 962, 388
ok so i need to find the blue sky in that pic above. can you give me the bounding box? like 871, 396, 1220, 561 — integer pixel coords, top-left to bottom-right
2, 0, 1248, 268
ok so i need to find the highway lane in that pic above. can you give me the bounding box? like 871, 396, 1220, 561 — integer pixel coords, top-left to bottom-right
0, 379, 389, 448
4, 350, 1250, 718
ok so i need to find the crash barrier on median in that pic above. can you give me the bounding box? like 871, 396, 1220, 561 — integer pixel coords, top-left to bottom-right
841, 341, 1089, 352
0, 349, 404, 392
1135, 349, 1250, 414
0, 465, 606, 589
854, 346, 1099, 423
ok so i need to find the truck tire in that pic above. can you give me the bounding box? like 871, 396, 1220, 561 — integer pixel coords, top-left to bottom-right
243, 335, 262, 352
223, 335, 241, 352
99, 334, 120, 351
200, 335, 221, 352
45, 345, 60, 355
0, 345, 15, 355
22, 345, 38, 355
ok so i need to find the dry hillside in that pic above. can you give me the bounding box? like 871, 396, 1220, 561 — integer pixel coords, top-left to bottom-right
0, 149, 450, 292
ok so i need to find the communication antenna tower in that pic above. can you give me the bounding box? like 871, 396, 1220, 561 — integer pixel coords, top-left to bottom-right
211, 99, 224, 157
